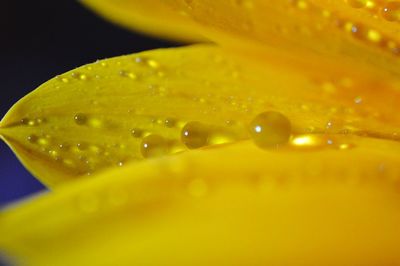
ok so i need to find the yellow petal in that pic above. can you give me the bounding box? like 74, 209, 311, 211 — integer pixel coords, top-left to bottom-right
1, 45, 399, 187
85, 1, 400, 78
80, 0, 206, 42
1, 137, 400, 265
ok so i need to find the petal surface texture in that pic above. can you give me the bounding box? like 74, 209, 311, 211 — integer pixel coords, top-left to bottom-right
0, 139, 400, 265
0, 45, 399, 187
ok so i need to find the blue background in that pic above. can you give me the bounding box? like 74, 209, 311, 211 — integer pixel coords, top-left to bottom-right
0, 0, 175, 207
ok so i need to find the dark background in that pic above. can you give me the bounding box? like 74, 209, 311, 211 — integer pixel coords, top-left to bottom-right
0, 0, 176, 206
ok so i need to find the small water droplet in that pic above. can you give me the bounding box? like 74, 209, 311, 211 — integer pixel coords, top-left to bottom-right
354, 96, 363, 104
119, 70, 137, 79
27, 134, 38, 143
164, 118, 176, 128
146, 59, 160, 69
74, 113, 87, 125
249, 111, 291, 149
37, 137, 49, 146
140, 135, 169, 158
382, 1, 400, 21
131, 128, 143, 138
87, 117, 103, 128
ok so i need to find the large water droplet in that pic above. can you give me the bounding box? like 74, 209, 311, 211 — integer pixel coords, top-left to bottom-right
181, 122, 209, 149
249, 111, 292, 149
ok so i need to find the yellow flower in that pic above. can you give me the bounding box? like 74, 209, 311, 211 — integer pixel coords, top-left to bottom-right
1, 0, 400, 265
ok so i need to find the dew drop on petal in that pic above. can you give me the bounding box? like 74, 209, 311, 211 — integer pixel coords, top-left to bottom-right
140, 134, 169, 158
74, 113, 87, 125
131, 128, 143, 138
181, 122, 209, 149
249, 111, 292, 149
382, 1, 400, 22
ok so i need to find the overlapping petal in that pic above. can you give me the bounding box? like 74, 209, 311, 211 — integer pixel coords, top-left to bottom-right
1, 45, 399, 187
80, 0, 206, 42
1, 138, 400, 265
82, 1, 400, 78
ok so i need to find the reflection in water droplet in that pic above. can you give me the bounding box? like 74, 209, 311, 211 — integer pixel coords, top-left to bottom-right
249, 111, 292, 149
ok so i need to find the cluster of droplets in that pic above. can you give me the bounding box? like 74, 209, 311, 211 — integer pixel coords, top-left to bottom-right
346, 0, 400, 23
22, 108, 360, 178
132, 118, 248, 158
288, 0, 400, 56
56, 55, 165, 86
26, 129, 135, 176
20, 117, 46, 127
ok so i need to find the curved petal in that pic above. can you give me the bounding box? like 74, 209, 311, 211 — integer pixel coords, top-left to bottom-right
80, 0, 206, 42
83, 1, 400, 78
0, 138, 400, 265
1, 45, 399, 187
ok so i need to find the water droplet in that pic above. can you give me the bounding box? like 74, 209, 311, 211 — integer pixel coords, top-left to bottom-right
87, 118, 103, 128
338, 143, 355, 150
131, 128, 143, 138
291, 134, 330, 148
293, 0, 309, 10
37, 137, 49, 146
164, 118, 176, 128
119, 70, 137, 79
74, 113, 87, 125
354, 96, 363, 104
140, 135, 169, 158
146, 59, 160, 69
79, 74, 87, 81
48, 150, 59, 159
249, 111, 291, 149
181, 122, 209, 149
77, 142, 88, 151
382, 1, 400, 21
366, 29, 382, 43
27, 134, 38, 143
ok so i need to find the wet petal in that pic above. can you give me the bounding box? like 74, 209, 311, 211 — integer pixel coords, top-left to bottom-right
80, 0, 206, 42
1, 138, 400, 265
83, 1, 400, 78
1, 45, 399, 187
